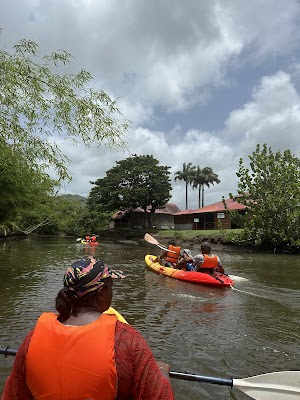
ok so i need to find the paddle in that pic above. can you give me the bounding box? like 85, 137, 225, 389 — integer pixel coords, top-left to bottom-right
1, 346, 298, 399
170, 370, 300, 400
144, 233, 178, 254
76, 237, 82, 242
0, 347, 17, 356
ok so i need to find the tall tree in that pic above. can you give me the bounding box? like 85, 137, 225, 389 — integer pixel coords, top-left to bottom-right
192, 166, 204, 208
87, 155, 172, 228
233, 144, 300, 252
200, 167, 221, 207
174, 162, 196, 209
192, 166, 220, 208
0, 34, 129, 183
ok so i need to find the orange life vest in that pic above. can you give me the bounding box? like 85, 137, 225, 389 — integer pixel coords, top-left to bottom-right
85, 235, 91, 242
26, 312, 117, 400
201, 254, 218, 269
91, 235, 97, 242
166, 245, 181, 263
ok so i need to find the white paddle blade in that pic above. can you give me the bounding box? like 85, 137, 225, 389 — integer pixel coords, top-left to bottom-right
233, 371, 300, 400
76, 238, 82, 242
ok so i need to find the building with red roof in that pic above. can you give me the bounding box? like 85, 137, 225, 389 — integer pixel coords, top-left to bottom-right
173, 198, 247, 230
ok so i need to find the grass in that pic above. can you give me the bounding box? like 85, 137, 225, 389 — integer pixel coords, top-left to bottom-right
154, 229, 244, 244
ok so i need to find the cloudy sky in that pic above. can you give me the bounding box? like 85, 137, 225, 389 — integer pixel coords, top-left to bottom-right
2, 0, 300, 210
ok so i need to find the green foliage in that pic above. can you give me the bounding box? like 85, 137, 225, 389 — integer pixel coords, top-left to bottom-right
234, 144, 300, 252
0, 32, 129, 231
87, 155, 172, 228
0, 34, 129, 182
0, 140, 56, 223
79, 210, 112, 234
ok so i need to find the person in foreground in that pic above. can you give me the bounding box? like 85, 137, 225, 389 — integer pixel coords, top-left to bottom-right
1, 257, 174, 400
194, 241, 224, 274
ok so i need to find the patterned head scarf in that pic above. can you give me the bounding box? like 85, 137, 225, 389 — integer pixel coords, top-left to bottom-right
64, 256, 125, 298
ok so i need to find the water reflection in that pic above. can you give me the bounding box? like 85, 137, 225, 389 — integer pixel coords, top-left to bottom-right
0, 237, 300, 399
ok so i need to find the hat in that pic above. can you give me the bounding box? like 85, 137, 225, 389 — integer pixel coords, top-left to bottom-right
64, 256, 125, 298
180, 248, 192, 257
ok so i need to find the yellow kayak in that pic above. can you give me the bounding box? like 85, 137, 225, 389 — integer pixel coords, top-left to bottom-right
104, 306, 128, 324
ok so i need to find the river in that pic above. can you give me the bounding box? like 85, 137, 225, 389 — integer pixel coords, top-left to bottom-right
0, 236, 299, 399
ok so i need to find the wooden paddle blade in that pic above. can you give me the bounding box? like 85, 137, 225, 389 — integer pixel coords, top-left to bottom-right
144, 233, 159, 245
233, 371, 300, 400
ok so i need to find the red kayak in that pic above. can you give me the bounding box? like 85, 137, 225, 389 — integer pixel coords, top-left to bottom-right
145, 254, 234, 287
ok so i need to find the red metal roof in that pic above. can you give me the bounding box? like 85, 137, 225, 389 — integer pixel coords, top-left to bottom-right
173, 198, 246, 215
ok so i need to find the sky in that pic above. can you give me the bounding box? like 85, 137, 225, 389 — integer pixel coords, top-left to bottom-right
1, 0, 300, 210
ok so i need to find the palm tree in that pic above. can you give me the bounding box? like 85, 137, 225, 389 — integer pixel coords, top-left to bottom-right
174, 162, 196, 209
192, 166, 205, 208
200, 167, 220, 207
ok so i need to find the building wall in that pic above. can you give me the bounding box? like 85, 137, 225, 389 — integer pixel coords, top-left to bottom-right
129, 212, 174, 229
174, 211, 233, 230
176, 223, 193, 230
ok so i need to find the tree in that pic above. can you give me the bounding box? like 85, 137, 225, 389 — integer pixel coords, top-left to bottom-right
174, 162, 196, 209
199, 167, 220, 207
0, 140, 56, 224
0, 34, 129, 183
87, 155, 172, 228
234, 144, 300, 252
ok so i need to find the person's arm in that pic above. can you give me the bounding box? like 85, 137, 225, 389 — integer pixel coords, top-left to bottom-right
193, 254, 204, 271
215, 256, 224, 273
1, 330, 34, 400
156, 249, 168, 264
115, 323, 174, 400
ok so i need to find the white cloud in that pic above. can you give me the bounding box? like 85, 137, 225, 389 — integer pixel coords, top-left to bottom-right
224, 71, 300, 158
2, 0, 300, 210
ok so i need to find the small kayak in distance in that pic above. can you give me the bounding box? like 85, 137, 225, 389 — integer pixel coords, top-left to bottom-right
145, 254, 234, 287
81, 239, 99, 246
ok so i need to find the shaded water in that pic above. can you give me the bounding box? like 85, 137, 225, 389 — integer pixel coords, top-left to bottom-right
0, 236, 299, 399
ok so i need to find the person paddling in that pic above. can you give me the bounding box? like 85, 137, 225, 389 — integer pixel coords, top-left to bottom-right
194, 241, 224, 274
1, 257, 174, 400
155, 239, 181, 267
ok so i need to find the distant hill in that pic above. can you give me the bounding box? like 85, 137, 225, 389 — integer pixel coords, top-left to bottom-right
59, 194, 87, 203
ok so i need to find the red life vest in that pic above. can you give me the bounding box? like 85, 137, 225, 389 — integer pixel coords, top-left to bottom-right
201, 254, 218, 269
26, 312, 117, 400
91, 235, 97, 242
165, 245, 181, 263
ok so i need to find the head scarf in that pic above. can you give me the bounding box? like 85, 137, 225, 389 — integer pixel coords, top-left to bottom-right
64, 256, 125, 298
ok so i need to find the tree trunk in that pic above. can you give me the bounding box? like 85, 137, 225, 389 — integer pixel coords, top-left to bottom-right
198, 187, 201, 208
185, 182, 188, 209
147, 211, 153, 229
201, 185, 204, 208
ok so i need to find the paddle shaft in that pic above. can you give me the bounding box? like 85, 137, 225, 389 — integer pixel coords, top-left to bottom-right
0, 347, 18, 356
0, 348, 234, 385
170, 371, 233, 386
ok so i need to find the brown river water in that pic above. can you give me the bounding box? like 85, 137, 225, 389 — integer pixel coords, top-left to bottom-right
0, 236, 299, 399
